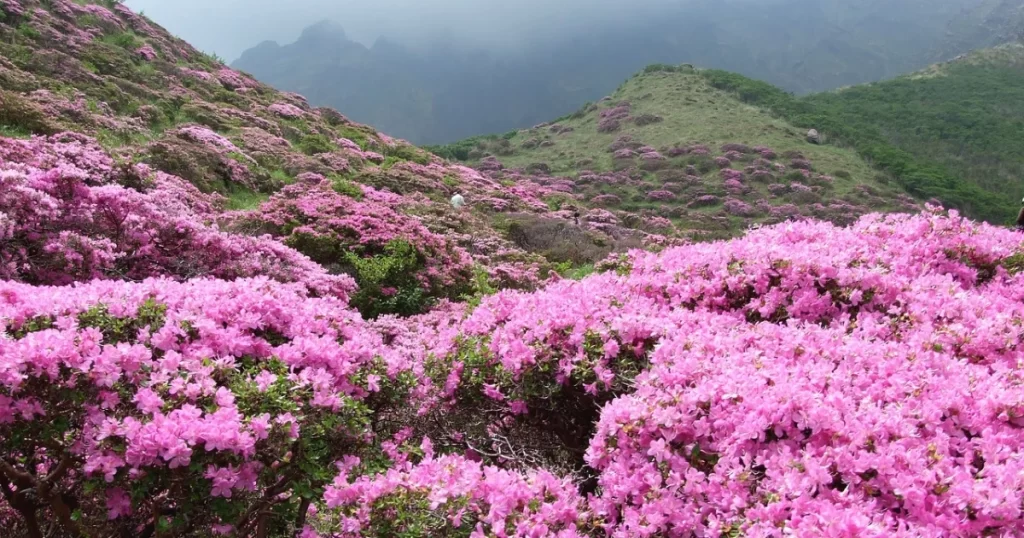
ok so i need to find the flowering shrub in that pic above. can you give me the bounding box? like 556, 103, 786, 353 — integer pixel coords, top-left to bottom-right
268, 103, 306, 119
689, 194, 721, 207
6, 1, 1024, 535
723, 197, 754, 216
216, 68, 249, 91
597, 117, 621, 133
612, 148, 635, 159
0, 134, 351, 296
0, 277, 393, 537
589, 194, 622, 206
319, 451, 593, 537
135, 44, 156, 61
647, 190, 676, 201
233, 183, 474, 317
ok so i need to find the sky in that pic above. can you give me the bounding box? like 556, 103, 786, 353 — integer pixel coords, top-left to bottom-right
124, 0, 683, 62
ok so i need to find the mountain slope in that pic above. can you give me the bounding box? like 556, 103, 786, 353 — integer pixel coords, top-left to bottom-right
433, 65, 914, 240
7, 2, 1024, 537
0, 0, 695, 311
232, 0, 1022, 144
802, 43, 1024, 221
692, 43, 1023, 224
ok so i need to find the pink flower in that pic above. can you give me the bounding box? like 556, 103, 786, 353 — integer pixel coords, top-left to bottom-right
133, 388, 164, 415
482, 384, 505, 401
254, 370, 277, 392
105, 488, 131, 520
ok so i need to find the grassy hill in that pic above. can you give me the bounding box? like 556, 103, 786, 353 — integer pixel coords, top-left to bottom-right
801, 43, 1024, 222
431, 66, 913, 239
686, 44, 1024, 224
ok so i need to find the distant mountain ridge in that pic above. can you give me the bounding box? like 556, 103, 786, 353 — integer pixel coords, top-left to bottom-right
233, 0, 1024, 145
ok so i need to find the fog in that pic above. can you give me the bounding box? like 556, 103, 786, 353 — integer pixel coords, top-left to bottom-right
124, 0, 688, 61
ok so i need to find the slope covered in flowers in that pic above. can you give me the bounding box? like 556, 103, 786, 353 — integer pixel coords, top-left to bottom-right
4, 1, 1024, 537
0, 0, 682, 312
433, 65, 917, 241
7, 206, 1024, 536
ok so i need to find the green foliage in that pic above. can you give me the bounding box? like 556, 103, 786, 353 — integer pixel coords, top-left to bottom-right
99, 31, 141, 50
16, 23, 40, 41
95, 128, 150, 150
424, 134, 497, 161
0, 90, 61, 135
1001, 252, 1024, 275
194, 50, 225, 68
803, 59, 1024, 223
336, 125, 369, 148
77, 299, 168, 345
382, 143, 432, 165
698, 68, 1013, 223
562, 263, 597, 280
460, 266, 498, 309
6, 315, 55, 339
0, 123, 33, 139
225, 186, 270, 210
297, 133, 336, 155
642, 63, 692, 74
344, 240, 430, 318
330, 176, 364, 200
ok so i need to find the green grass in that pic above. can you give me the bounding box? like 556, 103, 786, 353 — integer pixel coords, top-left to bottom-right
225, 187, 270, 210
0, 123, 33, 139
432, 67, 909, 237
799, 44, 1024, 224
452, 71, 886, 186
99, 31, 142, 49
695, 50, 1021, 224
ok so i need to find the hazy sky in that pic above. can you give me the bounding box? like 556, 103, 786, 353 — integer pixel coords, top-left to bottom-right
124, 0, 683, 61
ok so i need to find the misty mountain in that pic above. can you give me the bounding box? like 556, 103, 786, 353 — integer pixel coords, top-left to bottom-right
234, 0, 1024, 144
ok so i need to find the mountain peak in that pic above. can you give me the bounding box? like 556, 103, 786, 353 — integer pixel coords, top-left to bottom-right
298, 19, 348, 43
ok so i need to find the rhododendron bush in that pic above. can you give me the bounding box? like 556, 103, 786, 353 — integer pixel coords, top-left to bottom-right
5, 204, 1024, 536
232, 181, 474, 317
0, 277, 404, 537
0, 133, 352, 297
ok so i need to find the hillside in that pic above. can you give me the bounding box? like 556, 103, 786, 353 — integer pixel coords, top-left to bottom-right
433, 66, 915, 240
680, 43, 1024, 224
7, 1, 1024, 538
232, 0, 1020, 144
802, 43, 1024, 222
0, 0, 698, 313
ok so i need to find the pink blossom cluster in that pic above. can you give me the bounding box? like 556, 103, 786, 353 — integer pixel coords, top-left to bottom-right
0, 133, 353, 296
319, 450, 591, 537
135, 44, 157, 61
0, 276, 385, 533
268, 102, 306, 119
179, 67, 215, 83
589, 194, 622, 206
236, 182, 474, 292
216, 68, 249, 91
724, 197, 755, 216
